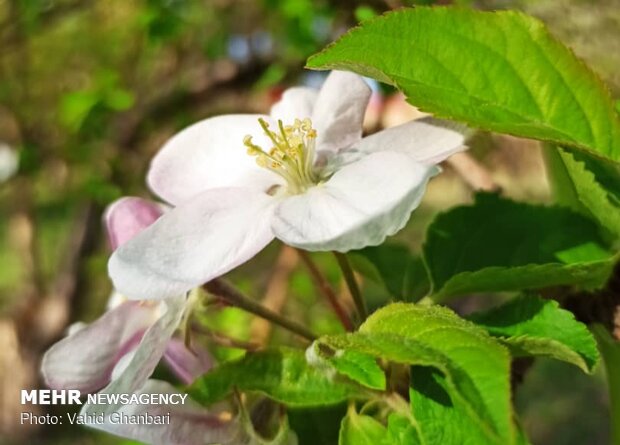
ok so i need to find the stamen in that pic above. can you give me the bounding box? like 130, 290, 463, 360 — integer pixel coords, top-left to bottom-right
243, 117, 319, 194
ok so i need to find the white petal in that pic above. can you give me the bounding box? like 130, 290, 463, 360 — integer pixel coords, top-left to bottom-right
354, 117, 468, 164
272, 151, 438, 251
311, 71, 371, 153
164, 338, 214, 384
81, 379, 238, 445
147, 115, 281, 205
103, 296, 187, 393
41, 302, 156, 393
104, 197, 163, 250
270, 87, 318, 123
109, 188, 276, 300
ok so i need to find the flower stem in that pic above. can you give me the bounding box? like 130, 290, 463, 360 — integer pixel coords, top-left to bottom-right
203, 279, 316, 342
333, 252, 368, 322
297, 249, 354, 332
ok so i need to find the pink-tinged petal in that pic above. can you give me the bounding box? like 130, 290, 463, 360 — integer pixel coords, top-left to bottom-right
81, 379, 239, 445
270, 87, 318, 123
41, 302, 156, 393
354, 117, 468, 165
104, 296, 187, 394
147, 114, 281, 205
109, 188, 276, 300
272, 151, 438, 251
104, 197, 164, 250
164, 338, 214, 384
311, 71, 371, 153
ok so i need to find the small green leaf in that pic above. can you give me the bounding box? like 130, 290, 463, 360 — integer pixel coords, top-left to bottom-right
351, 244, 430, 301
308, 8, 620, 163
469, 295, 600, 372
321, 349, 386, 390
315, 303, 514, 445
188, 348, 359, 407
423, 193, 615, 300
339, 406, 387, 445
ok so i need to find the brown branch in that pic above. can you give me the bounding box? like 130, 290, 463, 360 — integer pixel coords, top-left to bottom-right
204, 279, 316, 342
191, 323, 260, 351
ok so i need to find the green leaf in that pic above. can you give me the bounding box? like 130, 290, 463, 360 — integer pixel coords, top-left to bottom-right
350, 244, 430, 302
320, 349, 386, 390
548, 147, 620, 239
423, 193, 615, 300
385, 413, 421, 445
307, 8, 620, 162
339, 406, 387, 445
314, 303, 514, 445
469, 295, 599, 372
188, 348, 359, 407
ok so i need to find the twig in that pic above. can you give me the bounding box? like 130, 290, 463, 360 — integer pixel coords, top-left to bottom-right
297, 250, 354, 331
203, 279, 316, 342
191, 323, 260, 351
333, 252, 368, 323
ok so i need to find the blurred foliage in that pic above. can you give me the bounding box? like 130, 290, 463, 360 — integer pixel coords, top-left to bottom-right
0, 0, 618, 444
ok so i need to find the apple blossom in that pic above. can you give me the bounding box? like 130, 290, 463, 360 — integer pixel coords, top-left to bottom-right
109, 70, 467, 300
41, 197, 211, 394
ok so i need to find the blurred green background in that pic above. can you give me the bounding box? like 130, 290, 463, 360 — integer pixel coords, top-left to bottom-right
0, 0, 618, 444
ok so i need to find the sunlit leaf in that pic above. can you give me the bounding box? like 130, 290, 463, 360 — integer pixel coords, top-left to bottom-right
469, 295, 599, 372
308, 8, 620, 163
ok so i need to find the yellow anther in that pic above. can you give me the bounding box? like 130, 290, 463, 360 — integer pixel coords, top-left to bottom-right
243, 116, 319, 194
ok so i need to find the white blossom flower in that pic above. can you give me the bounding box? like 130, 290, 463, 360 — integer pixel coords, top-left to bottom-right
42, 197, 211, 393
110, 71, 466, 300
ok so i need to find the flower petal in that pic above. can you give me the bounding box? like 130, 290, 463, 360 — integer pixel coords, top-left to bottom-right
109, 188, 276, 300
41, 302, 156, 393
270, 87, 318, 123
164, 338, 214, 384
104, 197, 164, 250
272, 151, 438, 251
103, 295, 187, 393
354, 117, 468, 164
147, 115, 281, 205
81, 379, 238, 445
311, 71, 371, 153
